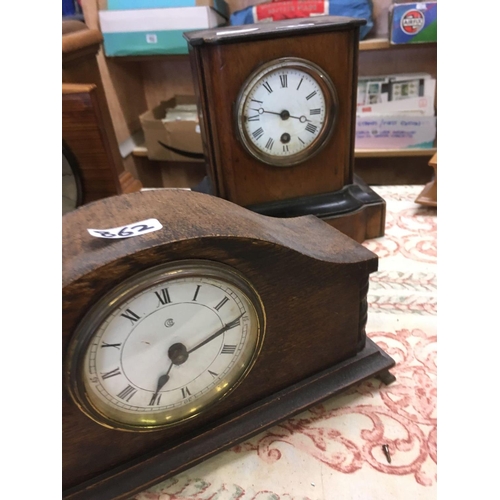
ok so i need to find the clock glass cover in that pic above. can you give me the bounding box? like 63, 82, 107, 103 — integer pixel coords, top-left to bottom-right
66, 261, 265, 431
236, 57, 338, 167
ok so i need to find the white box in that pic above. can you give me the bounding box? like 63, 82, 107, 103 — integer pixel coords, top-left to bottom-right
357, 73, 435, 116
355, 115, 436, 149
99, 7, 227, 56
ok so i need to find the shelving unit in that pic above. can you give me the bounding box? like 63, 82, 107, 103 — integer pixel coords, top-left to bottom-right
82, 0, 437, 188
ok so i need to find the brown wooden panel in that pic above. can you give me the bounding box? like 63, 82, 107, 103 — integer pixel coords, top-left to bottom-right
63, 189, 379, 492
191, 20, 359, 206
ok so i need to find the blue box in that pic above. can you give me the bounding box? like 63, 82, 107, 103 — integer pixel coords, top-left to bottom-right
390, 2, 437, 44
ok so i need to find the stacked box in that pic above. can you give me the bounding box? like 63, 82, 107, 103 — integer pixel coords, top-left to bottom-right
99, 0, 228, 56
355, 72, 436, 149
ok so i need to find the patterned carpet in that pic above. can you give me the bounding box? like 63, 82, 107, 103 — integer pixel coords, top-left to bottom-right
135, 185, 437, 500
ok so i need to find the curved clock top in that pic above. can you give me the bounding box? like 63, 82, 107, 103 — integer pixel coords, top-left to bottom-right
62, 190, 377, 287
184, 16, 366, 45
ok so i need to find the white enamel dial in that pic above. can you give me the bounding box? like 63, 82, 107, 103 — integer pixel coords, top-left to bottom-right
67, 261, 265, 431
236, 58, 337, 166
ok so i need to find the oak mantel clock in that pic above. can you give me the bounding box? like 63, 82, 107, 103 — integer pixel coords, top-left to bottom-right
184, 16, 386, 243
62, 189, 395, 499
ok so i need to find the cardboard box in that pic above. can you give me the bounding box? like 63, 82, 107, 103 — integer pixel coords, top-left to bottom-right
99, 7, 227, 56
357, 73, 436, 116
139, 96, 204, 162
390, 2, 437, 44
355, 115, 436, 149
107, 0, 229, 19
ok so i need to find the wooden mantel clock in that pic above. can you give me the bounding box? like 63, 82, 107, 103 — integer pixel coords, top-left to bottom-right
62, 189, 395, 499
184, 16, 386, 243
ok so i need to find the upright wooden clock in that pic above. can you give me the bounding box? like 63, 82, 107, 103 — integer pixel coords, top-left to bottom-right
184, 16, 386, 243
62, 189, 395, 499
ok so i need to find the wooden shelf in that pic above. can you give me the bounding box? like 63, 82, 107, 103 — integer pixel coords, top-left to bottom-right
105, 39, 437, 62
359, 38, 436, 51
355, 148, 436, 158
132, 145, 436, 160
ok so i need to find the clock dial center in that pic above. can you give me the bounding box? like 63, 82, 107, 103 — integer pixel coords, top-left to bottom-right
168, 342, 188, 365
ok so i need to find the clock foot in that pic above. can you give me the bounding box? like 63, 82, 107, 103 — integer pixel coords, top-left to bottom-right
245, 175, 386, 243
376, 369, 397, 386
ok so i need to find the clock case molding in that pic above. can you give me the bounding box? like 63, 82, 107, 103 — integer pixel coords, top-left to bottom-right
62, 189, 395, 499
185, 17, 386, 243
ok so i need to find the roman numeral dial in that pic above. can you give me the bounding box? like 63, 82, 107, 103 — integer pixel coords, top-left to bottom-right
237, 58, 337, 166
78, 262, 264, 430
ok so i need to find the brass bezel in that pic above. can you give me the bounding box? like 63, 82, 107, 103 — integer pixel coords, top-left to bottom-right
235, 57, 338, 167
65, 260, 266, 432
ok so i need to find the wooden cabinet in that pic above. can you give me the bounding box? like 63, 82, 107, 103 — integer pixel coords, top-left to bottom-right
81, 0, 436, 188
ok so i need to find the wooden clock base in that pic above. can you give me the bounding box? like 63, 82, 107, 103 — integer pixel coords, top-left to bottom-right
193, 175, 385, 243
247, 176, 385, 243
248, 175, 385, 243
63, 338, 394, 500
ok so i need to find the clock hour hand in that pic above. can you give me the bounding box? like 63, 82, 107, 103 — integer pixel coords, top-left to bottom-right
187, 313, 245, 354
151, 361, 173, 401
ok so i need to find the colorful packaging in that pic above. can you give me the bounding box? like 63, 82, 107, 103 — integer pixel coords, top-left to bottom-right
230, 0, 374, 39
390, 2, 437, 44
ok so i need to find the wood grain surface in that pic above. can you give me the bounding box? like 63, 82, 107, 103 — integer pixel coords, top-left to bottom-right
63, 189, 379, 494
187, 20, 361, 206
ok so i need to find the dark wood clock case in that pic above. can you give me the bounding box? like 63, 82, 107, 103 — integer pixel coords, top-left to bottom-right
62, 189, 395, 499
184, 16, 386, 243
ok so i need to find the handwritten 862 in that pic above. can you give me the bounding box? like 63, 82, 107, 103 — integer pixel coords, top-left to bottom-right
87, 218, 163, 239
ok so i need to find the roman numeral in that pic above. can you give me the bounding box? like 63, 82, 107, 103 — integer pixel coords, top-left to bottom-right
251, 98, 263, 103
101, 342, 121, 350
296, 77, 303, 90
149, 393, 162, 406
102, 367, 121, 380
305, 123, 318, 134
181, 387, 191, 399
298, 137, 305, 144
214, 296, 229, 311
247, 115, 260, 121
310, 108, 321, 115
265, 138, 274, 150
117, 385, 137, 402
155, 288, 171, 305
252, 127, 264, 140
221, 344, 237, 355
283, 144, 289, 153
193, 284, 201, 301
262, 81, 273, 93
120, 309, 140, 323
280, 74, 287, 88
306, 91, 317, 100
208, 370, 218, 378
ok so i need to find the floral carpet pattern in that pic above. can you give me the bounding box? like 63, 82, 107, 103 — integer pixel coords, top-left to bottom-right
136, 185, 437, 500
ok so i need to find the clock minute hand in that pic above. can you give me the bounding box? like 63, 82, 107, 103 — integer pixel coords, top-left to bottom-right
188, 313, 245, 354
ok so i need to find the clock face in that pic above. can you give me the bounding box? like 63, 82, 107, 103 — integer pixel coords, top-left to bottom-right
236, 57, 338, 167
66, 261, 265, 431
62, 144, 82, 216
